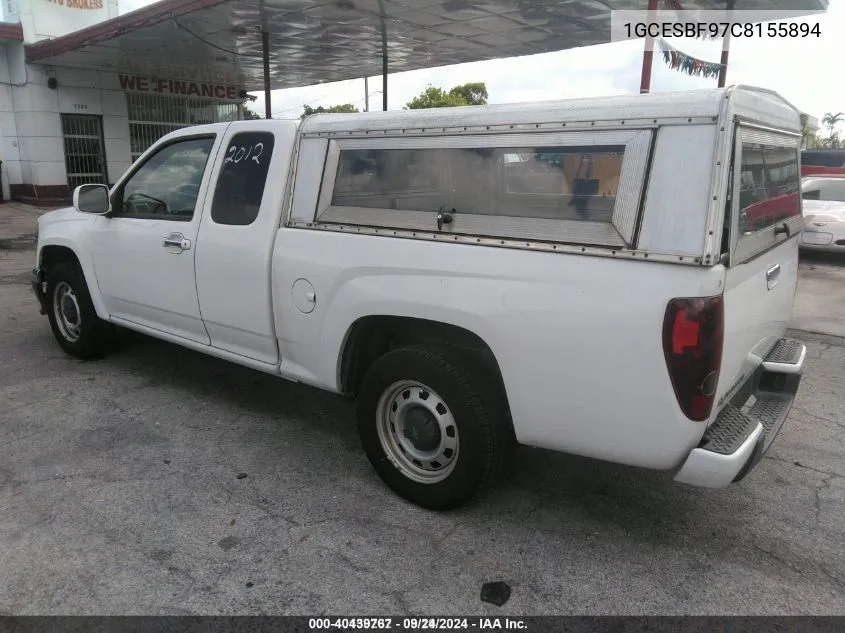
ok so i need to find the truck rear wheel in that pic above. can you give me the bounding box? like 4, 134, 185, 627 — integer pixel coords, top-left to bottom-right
356, 346, 510, 510
45, 263, 112, 359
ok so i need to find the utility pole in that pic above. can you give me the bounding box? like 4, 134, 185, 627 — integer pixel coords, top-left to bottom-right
364, 77, 369, 112
717, 0, 735, 88
639, 0, 657, 94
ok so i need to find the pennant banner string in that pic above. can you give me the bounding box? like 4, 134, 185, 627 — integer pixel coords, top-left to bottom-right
657, 37, 724, 79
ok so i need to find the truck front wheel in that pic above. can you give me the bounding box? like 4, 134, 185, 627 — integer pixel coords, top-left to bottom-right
356, 346, 510, 510
45, 263, 112, 359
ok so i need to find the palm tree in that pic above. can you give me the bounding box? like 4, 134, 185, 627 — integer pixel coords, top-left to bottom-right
821, 112, 843, 148
822, 111, 843, 133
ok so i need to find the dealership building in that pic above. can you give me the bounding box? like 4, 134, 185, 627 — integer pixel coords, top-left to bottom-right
0, 0, 829, 205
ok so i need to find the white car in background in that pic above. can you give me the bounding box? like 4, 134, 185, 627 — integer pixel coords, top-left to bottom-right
800, 175, 845, 253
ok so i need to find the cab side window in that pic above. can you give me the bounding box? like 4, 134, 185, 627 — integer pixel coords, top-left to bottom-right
115, 137, 215, 220
211, 132, 276, 226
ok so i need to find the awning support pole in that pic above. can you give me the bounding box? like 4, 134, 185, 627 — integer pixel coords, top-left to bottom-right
262, 30, 271, 119
639, 0, 658, 94
717, 0, 734, 88
364, 77, 369, 112
378, 0, 388, 111
382, 51, 388, 111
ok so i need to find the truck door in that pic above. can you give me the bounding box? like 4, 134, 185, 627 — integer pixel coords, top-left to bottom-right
194, 121, 297, 365
715, 125, 804, 410
89, 133, 221, 344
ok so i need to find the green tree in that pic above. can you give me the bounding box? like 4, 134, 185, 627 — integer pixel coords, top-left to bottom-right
447, 82, 488, 106
822, 111, 843, 133
799, 113, 821, 149
821, 111, 843, 148
821, 133, 842, 149
799, 113, 810, 143
405, 82, 489, 109
301, 103, 360, 119
241, 107, 262, 120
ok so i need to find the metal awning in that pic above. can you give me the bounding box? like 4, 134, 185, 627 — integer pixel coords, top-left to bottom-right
23, 0, 828, 113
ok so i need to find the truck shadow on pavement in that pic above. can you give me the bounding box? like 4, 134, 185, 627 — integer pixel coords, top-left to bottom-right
101, 330, 740, 536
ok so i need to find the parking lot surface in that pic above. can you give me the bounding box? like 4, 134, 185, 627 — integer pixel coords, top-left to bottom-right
1, 207, 843, 615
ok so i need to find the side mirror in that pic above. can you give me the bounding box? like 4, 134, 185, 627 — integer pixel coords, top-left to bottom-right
73, 184, 111, 215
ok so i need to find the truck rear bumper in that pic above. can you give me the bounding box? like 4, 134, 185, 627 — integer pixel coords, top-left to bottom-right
674, 337, 805, 489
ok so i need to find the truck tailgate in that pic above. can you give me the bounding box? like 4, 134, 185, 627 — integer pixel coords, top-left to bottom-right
715, 130, 805, 412
716, 238, 799, 412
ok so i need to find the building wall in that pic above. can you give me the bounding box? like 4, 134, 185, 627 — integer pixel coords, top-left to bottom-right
0, 42, 20, 201
1, 40, 132, 202
2, 0, 126, 203
17, 0, 119, 43
2, 3, 244, 204
1, 0, 21, 23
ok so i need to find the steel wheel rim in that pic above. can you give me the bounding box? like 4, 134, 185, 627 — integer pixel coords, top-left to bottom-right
53, 281, 82, 343
376, 380, 459, 484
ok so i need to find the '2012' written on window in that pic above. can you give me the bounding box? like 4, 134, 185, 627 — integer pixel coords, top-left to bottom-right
224, 143, 265, 166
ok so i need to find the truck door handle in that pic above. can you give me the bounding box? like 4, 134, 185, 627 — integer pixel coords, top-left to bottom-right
163, 234, 191, 250
436, 207, 455, 231
774, 222, 790, 237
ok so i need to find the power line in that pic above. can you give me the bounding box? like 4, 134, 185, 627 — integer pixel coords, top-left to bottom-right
175, 20, 263, 59
268, 91, 343, 117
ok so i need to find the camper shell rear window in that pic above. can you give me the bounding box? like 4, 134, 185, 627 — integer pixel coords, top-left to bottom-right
731, 127, 803, 265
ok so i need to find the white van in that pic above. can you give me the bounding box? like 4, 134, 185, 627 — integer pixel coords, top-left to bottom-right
32, 85, 806, 509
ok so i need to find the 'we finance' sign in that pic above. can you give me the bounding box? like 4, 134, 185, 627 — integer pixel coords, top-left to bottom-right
119, 74, 240, 101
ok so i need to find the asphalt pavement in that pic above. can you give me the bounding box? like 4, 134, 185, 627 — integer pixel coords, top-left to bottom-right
0, 203, 843, 615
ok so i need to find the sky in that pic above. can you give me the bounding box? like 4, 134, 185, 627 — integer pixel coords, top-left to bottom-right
119, 0, 845, 132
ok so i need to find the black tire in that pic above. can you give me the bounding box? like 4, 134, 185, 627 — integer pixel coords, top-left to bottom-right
356, 345, 512, 510
45, 262, 113, 359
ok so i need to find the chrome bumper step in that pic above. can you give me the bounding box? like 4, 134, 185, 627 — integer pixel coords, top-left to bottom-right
674, 336, 806, 488
762, 337, 806, 374
699, 392, 792, 458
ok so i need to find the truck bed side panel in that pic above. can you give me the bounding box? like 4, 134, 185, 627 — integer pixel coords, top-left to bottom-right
272, 229, 726, 471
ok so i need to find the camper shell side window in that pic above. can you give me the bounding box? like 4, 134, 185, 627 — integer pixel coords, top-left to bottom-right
313, 130, 653, 248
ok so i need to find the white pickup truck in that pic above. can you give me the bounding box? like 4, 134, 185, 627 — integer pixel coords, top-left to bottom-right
31, 85, 807, 510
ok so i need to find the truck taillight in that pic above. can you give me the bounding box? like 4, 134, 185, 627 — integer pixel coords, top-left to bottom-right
662, 296, 724, 422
